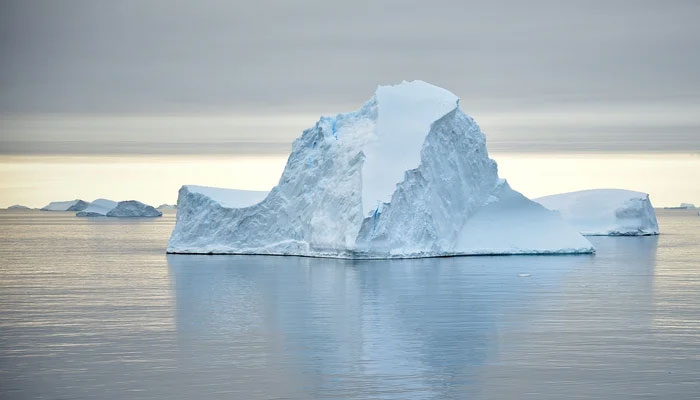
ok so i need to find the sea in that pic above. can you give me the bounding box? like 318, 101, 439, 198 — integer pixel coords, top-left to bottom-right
0, 209, 698, 399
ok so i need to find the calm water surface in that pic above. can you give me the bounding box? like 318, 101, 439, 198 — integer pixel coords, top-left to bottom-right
0, 209, 699, 399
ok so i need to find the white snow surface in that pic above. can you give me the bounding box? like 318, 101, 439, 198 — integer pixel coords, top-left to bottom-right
535, 189, 659, 236
76, 199, 119, 217
362, 81, 458, 214
41, 199, 89, 211
455, 181, 595, 254
183, 186, 269, 209
106, 201, 162, 217
168, 80, 594, 258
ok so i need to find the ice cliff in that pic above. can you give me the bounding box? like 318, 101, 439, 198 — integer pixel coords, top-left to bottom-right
168, 80, 594, 258
535, 189, 659, 236
41, 199, 89, 211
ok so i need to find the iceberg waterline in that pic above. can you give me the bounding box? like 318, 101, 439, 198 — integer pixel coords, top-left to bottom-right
168, 80, 594, 258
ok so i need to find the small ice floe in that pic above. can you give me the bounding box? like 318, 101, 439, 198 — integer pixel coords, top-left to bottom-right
518, 273, 531, 277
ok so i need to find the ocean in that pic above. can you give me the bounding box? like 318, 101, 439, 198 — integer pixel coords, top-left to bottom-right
0, 209, 698, 399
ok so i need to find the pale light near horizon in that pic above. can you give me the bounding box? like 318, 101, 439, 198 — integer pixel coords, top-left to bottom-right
1, 153, 698, 209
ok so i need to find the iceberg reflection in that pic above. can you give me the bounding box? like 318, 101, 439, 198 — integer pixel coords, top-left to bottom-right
167, 253, 597, 399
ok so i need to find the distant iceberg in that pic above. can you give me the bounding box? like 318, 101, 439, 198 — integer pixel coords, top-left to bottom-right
157, 204, 177, 210
168, 80, 593, 258
664, 202, 697, 210
76, 199, 162, 217
106, 201, 162, 217
7, 204, 31, 210
76, 199, 119, 217
41, 199, 89, 211
535, 189, 659, 236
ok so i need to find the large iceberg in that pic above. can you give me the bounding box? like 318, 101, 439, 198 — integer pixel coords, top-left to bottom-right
168, 81, 594, 258
106, 200, 162, 217
535, 189, 659, 236
41, 199, 89, 211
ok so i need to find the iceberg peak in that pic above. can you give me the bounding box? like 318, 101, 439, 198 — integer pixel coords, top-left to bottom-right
363, 80, 459, 213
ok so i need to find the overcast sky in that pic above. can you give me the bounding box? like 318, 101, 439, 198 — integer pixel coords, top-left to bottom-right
1, 0, 699, 153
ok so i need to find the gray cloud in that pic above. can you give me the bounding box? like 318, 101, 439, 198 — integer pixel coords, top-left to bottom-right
1, 0, 699, 152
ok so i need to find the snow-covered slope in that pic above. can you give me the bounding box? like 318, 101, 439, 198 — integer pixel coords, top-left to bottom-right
535, 189, 659, 236
41, 200, 89, 211
168, 80, 594, 258
76, 199, 119, 217
454, 181, 595, 254
106, 201, 162, 217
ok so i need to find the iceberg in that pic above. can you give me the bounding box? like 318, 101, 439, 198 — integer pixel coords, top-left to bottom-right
157, 204, 177, 210
75, 199, 162, 217
168, 80, 593, 258
76, 199, 119, 217
41, 199, 89, 211
535, 189, 659, 236
664, 203, 697, 210
7, 204, 31, 210
106, 200, 162, 217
